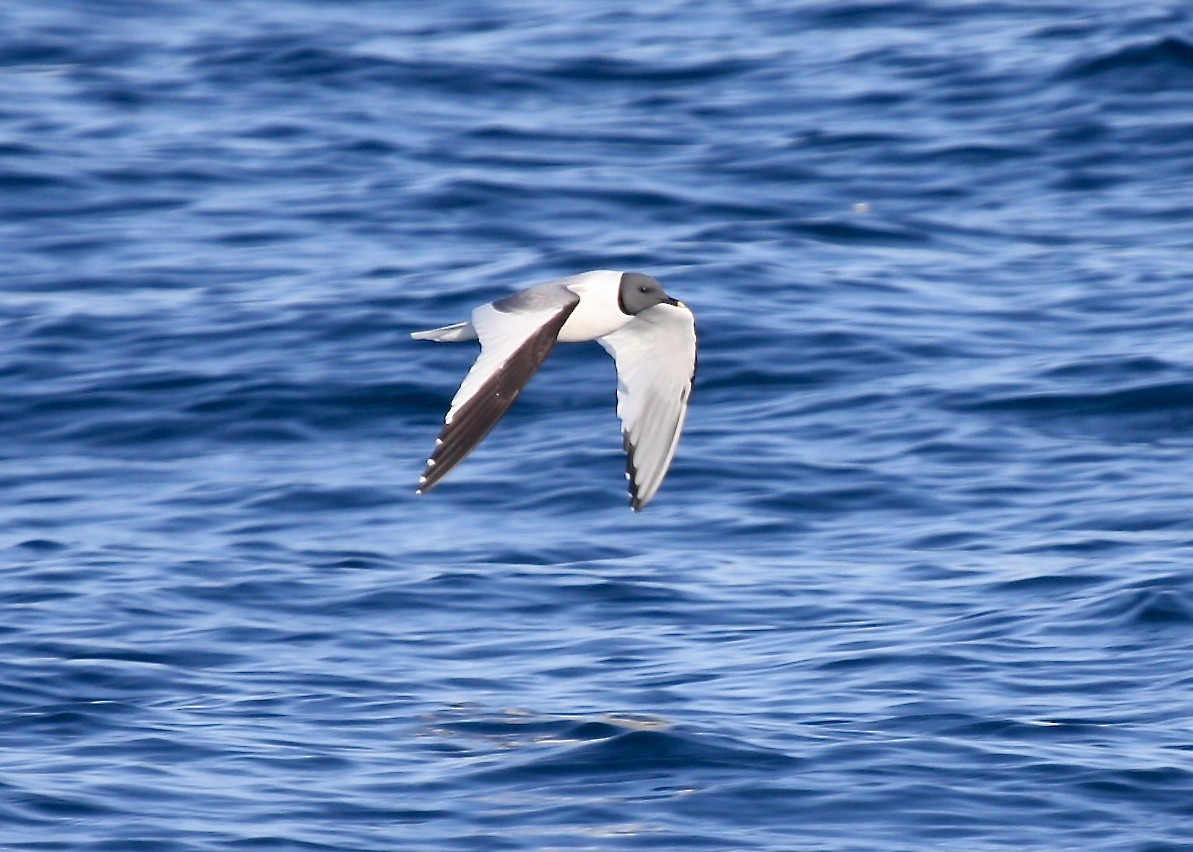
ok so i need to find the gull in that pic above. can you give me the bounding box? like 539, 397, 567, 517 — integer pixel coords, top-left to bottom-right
412, 270, 697, 510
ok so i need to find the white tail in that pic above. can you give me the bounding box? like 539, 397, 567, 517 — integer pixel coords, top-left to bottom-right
411, 321, 477, 343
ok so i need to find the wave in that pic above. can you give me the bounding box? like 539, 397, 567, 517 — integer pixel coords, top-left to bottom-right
1062, 36, 1193, 91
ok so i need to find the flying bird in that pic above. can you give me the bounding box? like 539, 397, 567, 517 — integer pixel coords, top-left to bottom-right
412, 270, 696, 510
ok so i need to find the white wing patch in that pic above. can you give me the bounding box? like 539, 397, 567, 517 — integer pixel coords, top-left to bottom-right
598, 302, 697, 511
417, 286, 581, 493
446, 292, 577, 424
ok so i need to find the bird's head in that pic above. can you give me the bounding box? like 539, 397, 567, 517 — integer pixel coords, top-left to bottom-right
617, 272, 681, 315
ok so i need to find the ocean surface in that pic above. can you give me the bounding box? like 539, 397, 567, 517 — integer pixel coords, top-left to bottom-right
3, 1, 1193, 849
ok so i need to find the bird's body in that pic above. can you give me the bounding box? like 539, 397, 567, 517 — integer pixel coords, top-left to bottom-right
412, 270, 696, 510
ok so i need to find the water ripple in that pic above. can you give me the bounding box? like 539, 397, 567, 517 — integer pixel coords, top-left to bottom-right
4, 1, 1193, 849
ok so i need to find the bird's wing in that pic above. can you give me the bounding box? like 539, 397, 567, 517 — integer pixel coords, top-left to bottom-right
597, 302, 697, 511
418, 286, 581, 493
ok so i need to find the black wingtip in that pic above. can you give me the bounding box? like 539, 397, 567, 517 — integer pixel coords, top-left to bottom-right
623, 433, 644, 511
416, 300, 580, 496
416, 468, 439, 495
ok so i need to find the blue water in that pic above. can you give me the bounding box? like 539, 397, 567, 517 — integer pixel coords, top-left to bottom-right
4, 1, 1193, 849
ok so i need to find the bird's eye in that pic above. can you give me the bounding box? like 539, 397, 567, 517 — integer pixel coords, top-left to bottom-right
639, 285, 649, 293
